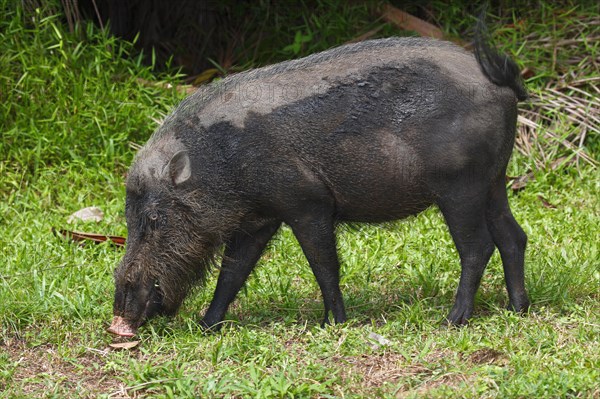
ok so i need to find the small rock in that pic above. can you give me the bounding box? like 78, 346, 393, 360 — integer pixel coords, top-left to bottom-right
368, 332, 392, 349
67, 207, 104, 223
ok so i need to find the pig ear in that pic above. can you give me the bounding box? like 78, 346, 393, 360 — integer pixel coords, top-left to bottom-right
166, 150, 191, 186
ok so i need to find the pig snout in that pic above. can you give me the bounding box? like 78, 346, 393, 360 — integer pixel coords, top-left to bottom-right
108, 316, 137, 337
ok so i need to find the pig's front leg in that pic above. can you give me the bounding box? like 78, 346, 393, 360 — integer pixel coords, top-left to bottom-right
201, 221, 281, 330
288, 207, 347, 326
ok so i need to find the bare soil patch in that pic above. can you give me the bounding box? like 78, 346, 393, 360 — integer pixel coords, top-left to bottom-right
2, 336, 129, 398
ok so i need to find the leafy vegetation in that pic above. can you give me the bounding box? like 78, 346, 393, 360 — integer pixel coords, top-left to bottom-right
1, 0, 598, 397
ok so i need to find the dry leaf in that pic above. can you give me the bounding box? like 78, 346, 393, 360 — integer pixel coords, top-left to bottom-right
381, 4, 444, 39
192, 68, 220, 85
53, 228, 126, 247
345, 25, 386, 44
521, 67, 535, 79
538, 195, 557, 209
507, 173, 534, 191
109, 341, 140, 350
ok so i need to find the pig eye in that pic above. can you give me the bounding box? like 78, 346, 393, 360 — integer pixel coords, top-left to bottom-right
144, 210, 163, 230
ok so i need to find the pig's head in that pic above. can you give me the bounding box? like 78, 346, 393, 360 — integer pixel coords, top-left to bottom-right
109, 141, 229, 337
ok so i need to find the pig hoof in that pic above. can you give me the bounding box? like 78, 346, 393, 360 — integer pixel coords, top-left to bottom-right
445, 306, 472, 327
507, 298, 530, 314
199, 318, 223, 333
442, 317, 469, 328
319, 317, 346, 328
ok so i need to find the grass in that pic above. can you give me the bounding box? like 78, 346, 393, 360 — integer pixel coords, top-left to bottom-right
1, 0, 599, 398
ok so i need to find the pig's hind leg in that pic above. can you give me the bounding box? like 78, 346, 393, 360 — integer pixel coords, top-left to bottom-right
437, 186, 496, 326
201, 220, 281, 330
287, 207, 347, 326
485, 176, 529, 314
